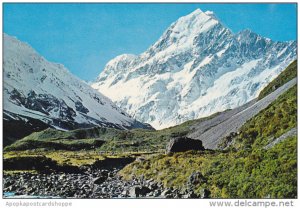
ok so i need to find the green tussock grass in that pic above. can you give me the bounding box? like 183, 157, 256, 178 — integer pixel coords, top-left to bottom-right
120, 135, 296, 198
233, 85, 297, 150
120, 84, 297, 198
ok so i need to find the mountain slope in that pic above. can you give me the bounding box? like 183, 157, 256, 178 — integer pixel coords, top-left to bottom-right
120, 77, 297, 198
3, 34, 152, 145
188, 78, 296, 149
92, 8, 297, 129
4, 65, 297, 198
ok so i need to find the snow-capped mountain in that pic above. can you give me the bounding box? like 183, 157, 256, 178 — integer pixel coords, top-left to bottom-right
92, 8, 297, 129
3, 34, 152, 138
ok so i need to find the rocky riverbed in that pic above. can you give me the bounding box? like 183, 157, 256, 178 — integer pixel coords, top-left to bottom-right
3, 169, 207, 198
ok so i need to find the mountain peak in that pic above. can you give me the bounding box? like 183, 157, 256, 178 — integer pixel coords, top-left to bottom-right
176, 8, 218, 26
147, 8, 221, 57
93, 9, 297, 130
188, 8, 217, 20
204, 10, 219, 21
188, 8, 204, 16
171, 8, 221, 38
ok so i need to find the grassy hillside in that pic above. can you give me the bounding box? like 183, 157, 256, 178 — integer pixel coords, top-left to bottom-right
120, 136, 296, 198
4, 112, 221, 153
258, 60, 297, 99
4, 127, 112, 151
3, 112, 224, 173
120, 84, 297, 198
232, 85, 297, 150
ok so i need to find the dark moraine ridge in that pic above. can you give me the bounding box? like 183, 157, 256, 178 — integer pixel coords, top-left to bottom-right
189, 78, 297, 149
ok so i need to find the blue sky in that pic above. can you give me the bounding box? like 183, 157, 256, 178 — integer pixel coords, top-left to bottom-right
4, 3, 297, 81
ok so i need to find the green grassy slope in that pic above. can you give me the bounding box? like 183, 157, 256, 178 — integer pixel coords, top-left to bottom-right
121, 135, 296, 198
4, 127, 117, 151
120, 84, 297, 198
4, 112, 222, 152
233, 85, 297, 150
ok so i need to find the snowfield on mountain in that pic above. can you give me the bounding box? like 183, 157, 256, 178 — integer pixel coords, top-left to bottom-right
3, 34, 152, 134
92, 9, 297, 129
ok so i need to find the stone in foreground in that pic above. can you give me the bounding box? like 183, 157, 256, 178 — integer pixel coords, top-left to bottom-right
166, 136, 205, 153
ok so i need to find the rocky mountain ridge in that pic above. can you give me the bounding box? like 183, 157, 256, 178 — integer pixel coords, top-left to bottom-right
92, 8, 297, 129
3, 34, 152, 144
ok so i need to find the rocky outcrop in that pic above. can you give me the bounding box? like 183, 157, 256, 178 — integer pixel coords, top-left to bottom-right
166, 136, 205, 153
3, 111, 51, 147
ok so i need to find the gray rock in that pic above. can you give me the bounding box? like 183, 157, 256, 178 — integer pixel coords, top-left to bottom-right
146, 191, 154, 197
166, 136, 205, 153
161, 189, 172, 197
138, 186, 151, 196
101, 187, 108, 193
182, 194, 189, 199
149, 181, 158, 190
185, 191, 198, 198
3, 170, 176, 199
129, 186, 151, 197
59, 174, 66, 180
80, 184, 89, 190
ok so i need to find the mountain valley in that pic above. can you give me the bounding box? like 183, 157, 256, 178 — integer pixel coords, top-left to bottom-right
2, 8, 297, 199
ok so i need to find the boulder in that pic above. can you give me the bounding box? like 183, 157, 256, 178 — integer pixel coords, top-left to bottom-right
166, 136, 205, 153
129, 186, 151, 197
